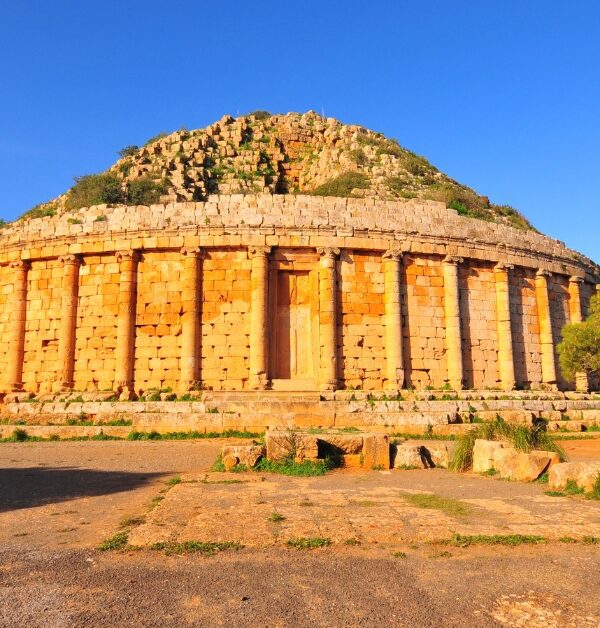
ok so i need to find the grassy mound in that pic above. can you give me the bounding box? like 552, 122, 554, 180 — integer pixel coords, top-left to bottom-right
449, 417, 565, 472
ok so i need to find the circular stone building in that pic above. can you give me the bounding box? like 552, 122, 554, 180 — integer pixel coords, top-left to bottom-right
0, 112, 598, 401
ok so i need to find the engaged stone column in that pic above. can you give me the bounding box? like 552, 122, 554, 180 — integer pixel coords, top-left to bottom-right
115, 250, 139, 399
180, 247, 204, 393
494, 263, 516, 391
568, 276, 589, 392
54, 254, 81, 392
535, 269, 557, 388
443, 255, 464, 390
382, 249, 405, 390
6, 260, 30, 392
248, 246, 271, 390
317, 247, 340, 391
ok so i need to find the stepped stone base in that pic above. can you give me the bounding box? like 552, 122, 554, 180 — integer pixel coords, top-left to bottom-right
1, 390, 599, 436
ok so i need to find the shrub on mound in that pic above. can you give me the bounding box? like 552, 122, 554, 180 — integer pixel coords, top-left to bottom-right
310, 172, 370, 197
449, 417, 565, 472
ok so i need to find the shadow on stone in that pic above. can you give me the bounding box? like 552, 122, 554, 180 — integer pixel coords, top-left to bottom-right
0, 467, 163, 513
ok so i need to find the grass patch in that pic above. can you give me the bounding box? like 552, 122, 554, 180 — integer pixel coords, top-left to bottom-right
589, 473, 600, 500
310, 172, 370, 197
481, 468, 499, 477
344, 538, 361, 546
127, 429, 261, 441
251, 457, 334, 476
268, 512, 286, 522
98, 531, 129, 551
392, 551, 407, 558
545, 480, 586, 497
150, 540, 243, 556
166, 475, 182, 486
443, 533, 546, 547
119, 516, 146, 528
402, 493, 469, 516
391, 432, 455, 441
286, 537, 332, 550
449, 416, 565, 472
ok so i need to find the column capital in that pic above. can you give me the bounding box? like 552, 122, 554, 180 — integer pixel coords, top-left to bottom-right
248, 245, 271, 259
443, 255, 463, 265
180, 246, 205, 259
317, 247, 340, 259
9, 259, 30, 270
58, 254, 81, 266
494, 262, 514, 272
382, 249, 403, 262
569, 275, 584, 284
116, 250, 140, 263
536, 268, 551, 278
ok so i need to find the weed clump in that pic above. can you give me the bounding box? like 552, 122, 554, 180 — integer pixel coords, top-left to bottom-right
310, 172, 370, 197
449, 417, 565, 472
150, 540, 242, 556
286, 537, 331, 549
98, 531, 129, 551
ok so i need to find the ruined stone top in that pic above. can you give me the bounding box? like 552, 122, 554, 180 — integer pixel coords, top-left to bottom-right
20, 111, 532, 229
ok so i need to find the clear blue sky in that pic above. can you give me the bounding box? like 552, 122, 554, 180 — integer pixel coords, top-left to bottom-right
1, 1, 598, 261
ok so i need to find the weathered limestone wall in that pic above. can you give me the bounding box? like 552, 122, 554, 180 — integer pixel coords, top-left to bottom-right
74, 254, 119, 392
402, 255, 447, 389
338, 251, 385, 390
201, 250, 251, 391
459, 264, 499, 389
0, 195, 597, 396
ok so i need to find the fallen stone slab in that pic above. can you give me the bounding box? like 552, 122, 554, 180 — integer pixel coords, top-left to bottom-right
265, 429, 318, 462
392, 443, 449, 469
472, 439, 559, 481
221, 445, 265, 469
548, 462, 600, 492
362, 433, 390, 469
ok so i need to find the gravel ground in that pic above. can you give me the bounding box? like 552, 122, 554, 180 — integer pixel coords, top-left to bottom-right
0, 440, 599, 627
0, 544, 598, 627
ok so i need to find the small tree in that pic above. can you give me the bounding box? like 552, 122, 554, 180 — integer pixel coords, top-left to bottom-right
558, 292, 600, 382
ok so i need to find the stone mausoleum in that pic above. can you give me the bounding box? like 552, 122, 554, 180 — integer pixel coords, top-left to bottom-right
0, 112, 598, 434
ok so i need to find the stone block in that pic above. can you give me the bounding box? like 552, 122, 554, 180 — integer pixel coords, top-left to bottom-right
392, 444, 423, 468
362, 433, 390, 469
265, 429, 318, 462
548, 462, 600, 492
221, 445, 265, 468
494, 448, 556, 482
472, 439, 505, 474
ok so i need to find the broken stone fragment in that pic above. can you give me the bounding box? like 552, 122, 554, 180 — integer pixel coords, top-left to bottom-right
362, 433, 390, 469
548, 462, 600, 492
221, 445, 265, 468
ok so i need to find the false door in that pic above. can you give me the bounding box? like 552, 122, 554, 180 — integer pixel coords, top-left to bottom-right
270, 270, 316, 388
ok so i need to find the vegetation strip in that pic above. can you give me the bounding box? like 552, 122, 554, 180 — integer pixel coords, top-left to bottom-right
402, 493, 470, 516
442, 534, 547, 547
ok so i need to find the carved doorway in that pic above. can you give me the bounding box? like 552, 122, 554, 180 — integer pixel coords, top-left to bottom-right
269, 269, 317, 389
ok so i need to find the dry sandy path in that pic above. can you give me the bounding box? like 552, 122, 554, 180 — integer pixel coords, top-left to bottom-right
0, 440, 599, 627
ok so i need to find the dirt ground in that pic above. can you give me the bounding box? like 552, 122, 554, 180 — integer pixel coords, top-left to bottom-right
0, 439, 599, 627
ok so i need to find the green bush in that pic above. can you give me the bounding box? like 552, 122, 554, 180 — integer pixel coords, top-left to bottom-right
65, 173, 125, 210
558, 293, 600, 382
144, 132, 168, 146
249, 110, 271, 120
127, 176, 168, 205
118, 145, 139, 158
311, 172, 370, 197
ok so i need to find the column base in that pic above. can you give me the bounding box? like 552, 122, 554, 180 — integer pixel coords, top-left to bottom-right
52, 382, 74, 394
319, 379, 339, 392
384, 378, 405, 392
249, 374, 270, 390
